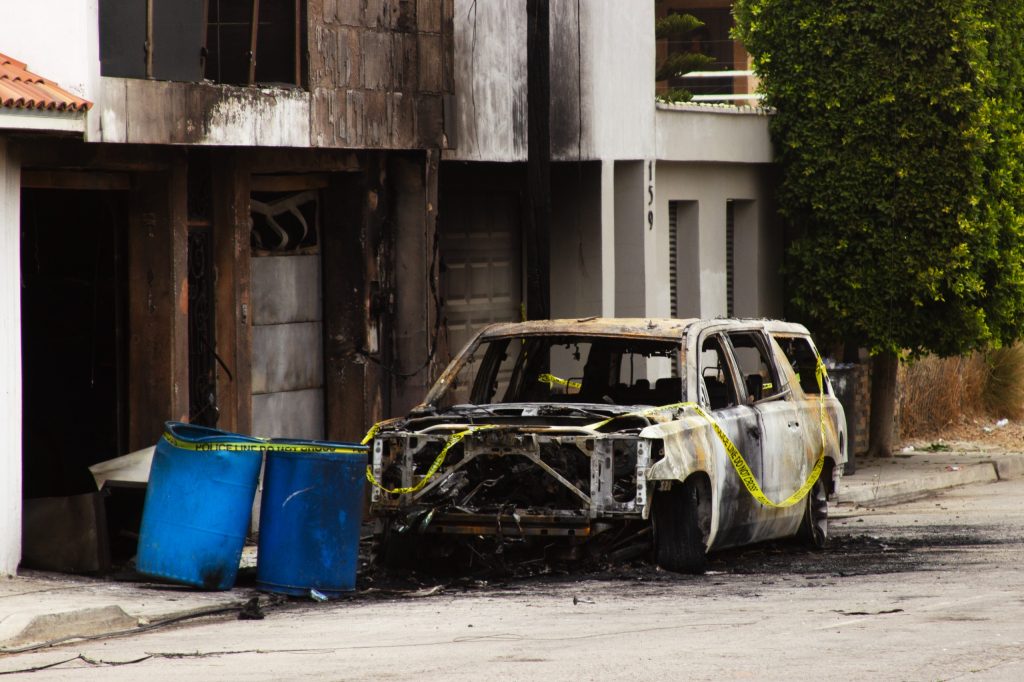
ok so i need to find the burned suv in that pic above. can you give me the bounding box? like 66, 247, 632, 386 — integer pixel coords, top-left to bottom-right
369, 318, 847, 573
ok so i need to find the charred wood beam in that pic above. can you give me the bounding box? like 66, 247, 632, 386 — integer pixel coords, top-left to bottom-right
526, 0, 551, 321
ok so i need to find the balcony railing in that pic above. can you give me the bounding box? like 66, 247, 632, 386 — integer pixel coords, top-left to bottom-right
679, 70, 762, 105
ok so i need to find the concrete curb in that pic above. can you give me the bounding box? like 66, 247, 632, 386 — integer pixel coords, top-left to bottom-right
991, 455, 1024, 481
0, 606, 138, 651
835, 461, 1000, 507
0, 601, 245, 653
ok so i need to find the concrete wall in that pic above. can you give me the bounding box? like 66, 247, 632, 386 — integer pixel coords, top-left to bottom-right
0, 140, 21, 576
550, 162, 606, 318
654, 161, 781, 320
655, 104, 774, 164
576, 0, 656, 160
613, 160, 648, 318
446, 0, 655, 163
446, 0, 528, 161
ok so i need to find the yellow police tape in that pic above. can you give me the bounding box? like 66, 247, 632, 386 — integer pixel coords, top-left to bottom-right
362, 359, 832, 508
363, 425, 498, 495
538, 373, 582, 390
161, 430, 367, 454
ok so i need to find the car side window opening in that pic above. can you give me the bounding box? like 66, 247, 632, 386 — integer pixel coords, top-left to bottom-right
699, 334, 739, 410
727, 331, 783, 403
773, 335, 825, 396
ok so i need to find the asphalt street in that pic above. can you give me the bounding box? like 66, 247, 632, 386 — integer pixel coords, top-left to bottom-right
3, 479, 1024, 681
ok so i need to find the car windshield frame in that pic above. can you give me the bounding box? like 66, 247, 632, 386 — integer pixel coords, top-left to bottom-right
422, 332, 685, 410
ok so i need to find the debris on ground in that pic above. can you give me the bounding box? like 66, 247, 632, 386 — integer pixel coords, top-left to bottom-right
237, 597, 265, 620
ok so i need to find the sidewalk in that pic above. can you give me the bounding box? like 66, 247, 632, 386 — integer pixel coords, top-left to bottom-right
835, 448, 1024, 507
3, 449, 1024, 654
0, 549, 262, 655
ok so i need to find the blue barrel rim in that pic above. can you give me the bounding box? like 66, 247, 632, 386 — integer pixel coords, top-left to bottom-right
164, 420, 267, 444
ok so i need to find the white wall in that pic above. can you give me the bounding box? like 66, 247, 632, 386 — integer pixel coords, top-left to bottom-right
613, 160, 647, 317
0, 1, 99, 99
0, 1, 100, 130
655, 104, 774, 164
447, 0, 528, 161
447, 0, 657, 163
0, 139, 22, 576
654, 162, 781, 320
578, 0, 656, 160
550, 162, 607, 318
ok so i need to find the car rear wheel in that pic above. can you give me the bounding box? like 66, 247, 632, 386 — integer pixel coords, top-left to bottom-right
797, 477, 828, 548
653, 481, 707, 575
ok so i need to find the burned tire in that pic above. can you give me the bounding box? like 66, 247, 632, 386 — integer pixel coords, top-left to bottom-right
653, 481, 707, 575
797, 477, 829, 549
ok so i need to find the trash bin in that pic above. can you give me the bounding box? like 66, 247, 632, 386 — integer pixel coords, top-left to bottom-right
828, 363, 863, 475
136, 422, 265, 590
256, 441, 367, 597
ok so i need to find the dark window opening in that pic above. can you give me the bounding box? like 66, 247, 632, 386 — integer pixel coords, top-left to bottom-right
699, 334, 739, 410
774, 335, 825, 396
99, 0, 305, 87
727, 331, 781, 403
206, 0, 305, 86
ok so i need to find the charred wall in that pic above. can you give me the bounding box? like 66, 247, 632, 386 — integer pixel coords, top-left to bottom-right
308, 0, 455, 149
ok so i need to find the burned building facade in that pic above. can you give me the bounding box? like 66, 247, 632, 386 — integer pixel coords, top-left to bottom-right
0, 0, 454, 575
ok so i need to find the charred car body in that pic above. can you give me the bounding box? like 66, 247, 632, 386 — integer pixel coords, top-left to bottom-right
369, 318, 847, 573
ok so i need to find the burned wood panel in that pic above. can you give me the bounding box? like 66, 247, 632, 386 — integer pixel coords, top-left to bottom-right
128, 160, 190, 451
103, 79, 310, 147
322, 169, 374, 441
390, 151, 441, 415
308, 0, 454, 149
211, 153, 253, 435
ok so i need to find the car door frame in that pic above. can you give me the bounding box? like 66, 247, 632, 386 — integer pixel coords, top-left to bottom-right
686, 322, 771, 549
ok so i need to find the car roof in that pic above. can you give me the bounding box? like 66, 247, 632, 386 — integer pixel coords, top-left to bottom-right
476, 317, 811, 340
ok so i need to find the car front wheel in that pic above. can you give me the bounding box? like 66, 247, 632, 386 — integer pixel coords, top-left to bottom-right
653, 481, 707, 575
797, 477, 829, 548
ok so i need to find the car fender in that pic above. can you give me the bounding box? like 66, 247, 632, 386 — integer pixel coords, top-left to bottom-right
639, 415, 723, 548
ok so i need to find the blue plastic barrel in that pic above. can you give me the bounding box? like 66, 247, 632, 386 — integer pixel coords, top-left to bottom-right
136, 422, 265, 590
256, 441, 367, 597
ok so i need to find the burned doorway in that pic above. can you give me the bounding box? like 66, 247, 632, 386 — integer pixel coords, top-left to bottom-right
20, 188, 129, 499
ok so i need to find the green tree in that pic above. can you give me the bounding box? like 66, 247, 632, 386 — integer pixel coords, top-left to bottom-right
656, 10, 716, 103
734, 0, 1024, 456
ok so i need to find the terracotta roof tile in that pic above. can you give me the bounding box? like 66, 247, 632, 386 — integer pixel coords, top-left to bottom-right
0, 52, 91, 112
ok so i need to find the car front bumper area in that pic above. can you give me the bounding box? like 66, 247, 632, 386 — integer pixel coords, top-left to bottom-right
369, 426, 652, 536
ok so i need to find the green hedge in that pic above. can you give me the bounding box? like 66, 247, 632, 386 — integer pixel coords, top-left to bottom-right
735, 0, 1024, 356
